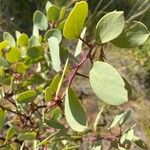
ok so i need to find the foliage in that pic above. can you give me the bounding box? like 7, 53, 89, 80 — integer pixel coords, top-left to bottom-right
0, 1, 149, 149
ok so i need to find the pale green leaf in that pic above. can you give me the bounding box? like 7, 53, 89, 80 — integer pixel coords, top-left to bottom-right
44, 119, 65, 129
17, 33, 29, 47
15, 31, 21, 39
89, 61, 128, 105
95, 11, 124, 43
3, 32, 16, 47
33, 10, 48, 30
46, 1, 52, 12
48, 37, 61, 72
0, 57, 9, 68
6, 47, 21, 63
63, 1, 88, 39
92, 145, 102, 150
45, 74, 61, 101
47, 5, 60, 21
28, 36, 40, 47
45, 29, 62, 43
4, 127, 16, 144
111, 21, 150, 48
32, 24, 39, 38
65, 88, 87, 132
74, 27, 87, 57
94, 106, 104, 131
18, 131, 36, 141
17, 90, 37, 103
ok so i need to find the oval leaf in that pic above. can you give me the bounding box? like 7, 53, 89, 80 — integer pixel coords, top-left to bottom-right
33, 10, 48, 31
65, 88, 87, 132
47, 5, 60, 21
48, 37, 61, 72
6, 47, 21, 63
18, 131, 36, 141
17, 90, 37, 103
45, 74, 61, 101
63, 1, 88, 39
95, 11, 124, 43
3, 32, 16, 47
45, 29, 62, 43
89, 61, 128, 105
111, 21, 150, 48
17, 33, 29, 47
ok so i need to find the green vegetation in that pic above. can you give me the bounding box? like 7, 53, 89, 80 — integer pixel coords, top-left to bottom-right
0, 1, 149, 149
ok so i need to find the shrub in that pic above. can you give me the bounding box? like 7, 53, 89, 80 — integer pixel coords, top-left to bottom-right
0, 1, 149, 149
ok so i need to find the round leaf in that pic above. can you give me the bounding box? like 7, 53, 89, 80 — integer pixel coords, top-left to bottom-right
17, 33, 29, 47
63, 1, 88, 40
3, 32, 16, 47
65, 88, 87, 132
33, 10, 48, 31
47, 5, 60, 21
45, 29, 62, 43
111, 21, 150, 48
17, 90, 37, 103
6, 47, 21, 63
95, 11, 124, 43
89, 61, 128, 105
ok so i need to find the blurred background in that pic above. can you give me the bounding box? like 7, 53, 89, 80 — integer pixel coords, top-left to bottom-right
0, 0, 150, 147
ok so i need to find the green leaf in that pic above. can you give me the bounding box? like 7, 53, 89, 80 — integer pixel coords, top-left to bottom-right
58, 20, 66, 32
15, 31, 21, 39
92, 145, 102, 150
89, 61, 128, 105
32, 25, 39, 38
120, 128, 134, 144
133, 137, 148, 150
65, 88, 87, 132
44, 119, 65, 130
111, 21, 150, 48
4, 127, 16, 144
63, 1, 88, 40
18, 131, 36, 141
74, 27, 87, 57
16, 63, 27, 73
0, 108, 6, 129
6, 47, 21, 63
23, 74, 45, 86
27, 46, 43, 59
45, 74, 61, 101
17, 90, 37, 103
94, 106, 104, 131
45, 29, 62, 43
51, 107, 62, 120
28, 36, 40, 47
48, 37, 61, 72
47, 5, 60, 21
17, 33, 29, 47
109, 111, 131, 128
3, 32, 16, 47
0, 57, 9, 68
95, 11, 124, 43
45, 1, 52, 12
59, 7, 66, 20
33, 10, 48, 31
0, 40, 9, 51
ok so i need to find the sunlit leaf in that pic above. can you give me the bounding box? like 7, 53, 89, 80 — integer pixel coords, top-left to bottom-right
33, 10, 48, 30
45, 29, 62, 43
3, 32, 16, 47
4, 127, 16, 144
65, 88, 87, 132
48, 37, 61, 72
63, 1, 88, 39
17, 90, 37, 103
6, 47, 21, 63
17, 33, 29, 47
111, 21, 150, 48
28, 36, 40, 47
95, 11, 124, 43
89, 61, 128, 105
45, 74, 61, 101
74, 27, 87, 57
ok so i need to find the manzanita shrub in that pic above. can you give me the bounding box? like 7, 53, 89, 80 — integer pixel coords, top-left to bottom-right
0, 1, 149, 149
